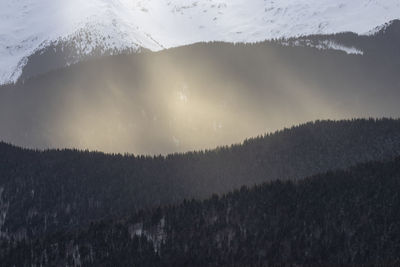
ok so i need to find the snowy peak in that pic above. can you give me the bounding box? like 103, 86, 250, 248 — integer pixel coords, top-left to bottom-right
0, 0, 162, 84
1, 0, 400, 84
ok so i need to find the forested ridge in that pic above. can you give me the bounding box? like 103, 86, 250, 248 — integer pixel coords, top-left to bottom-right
1, 118, 400, 261
3, 156, 400, 266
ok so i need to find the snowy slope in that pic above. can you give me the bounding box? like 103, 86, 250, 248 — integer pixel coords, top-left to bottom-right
1, 0, 399, 84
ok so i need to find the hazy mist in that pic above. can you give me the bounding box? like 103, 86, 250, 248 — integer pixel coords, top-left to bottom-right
1, 41, 399, 154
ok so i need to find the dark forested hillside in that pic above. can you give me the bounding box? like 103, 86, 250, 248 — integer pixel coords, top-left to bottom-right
1, 22, 400, 154
4, 156, 400, 266
1, 119, 400, 255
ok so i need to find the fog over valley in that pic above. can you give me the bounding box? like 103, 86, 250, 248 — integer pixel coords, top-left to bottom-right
1, 35, 400, 154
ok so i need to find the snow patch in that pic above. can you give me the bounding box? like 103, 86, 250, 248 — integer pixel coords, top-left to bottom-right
129, 218, 166, 253
317, 40, 363, 55
282, 39, 363, 55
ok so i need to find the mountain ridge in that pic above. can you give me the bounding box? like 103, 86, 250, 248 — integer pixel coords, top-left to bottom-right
1, 0, 399, 84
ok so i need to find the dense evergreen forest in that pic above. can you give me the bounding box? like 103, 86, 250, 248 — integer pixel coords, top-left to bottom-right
3, 156, 400, 266
1, 118, 400, 263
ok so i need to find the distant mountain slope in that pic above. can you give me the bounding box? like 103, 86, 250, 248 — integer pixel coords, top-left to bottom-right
4, 156, 400, 266
1, 0, 399, 84
1, 27, 400, 154
1, 119, 400, 252
17, 19, 400, 84
283, 19, 400, 63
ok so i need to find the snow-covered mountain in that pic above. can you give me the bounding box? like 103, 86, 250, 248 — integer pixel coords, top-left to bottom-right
1, 0, 399, 85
